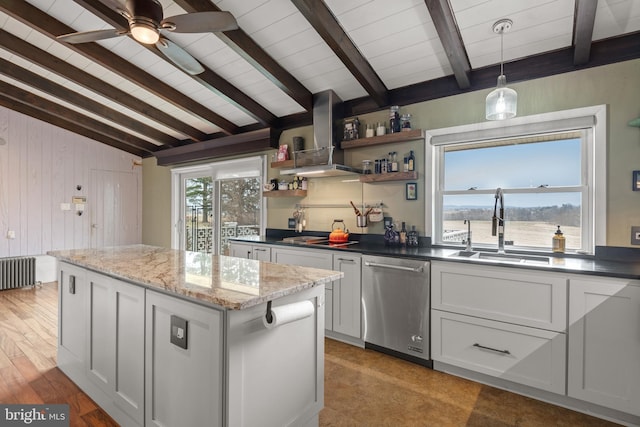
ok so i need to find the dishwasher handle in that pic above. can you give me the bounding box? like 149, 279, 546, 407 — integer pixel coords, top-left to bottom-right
364, 261, 424, 273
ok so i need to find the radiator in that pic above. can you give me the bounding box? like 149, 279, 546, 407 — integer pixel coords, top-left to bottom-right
0, 256, 36, 290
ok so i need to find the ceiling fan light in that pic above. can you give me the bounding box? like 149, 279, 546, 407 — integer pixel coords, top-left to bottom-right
131, 22, 159, 44
486, 75, 517, 120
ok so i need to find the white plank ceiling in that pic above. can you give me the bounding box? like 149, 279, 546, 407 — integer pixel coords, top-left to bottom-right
0, 0, 638, 158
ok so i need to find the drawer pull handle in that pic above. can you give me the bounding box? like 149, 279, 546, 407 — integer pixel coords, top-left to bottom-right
473, 343, 511, 355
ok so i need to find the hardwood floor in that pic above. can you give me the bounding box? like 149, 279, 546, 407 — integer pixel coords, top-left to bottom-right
0, 282, 618, 426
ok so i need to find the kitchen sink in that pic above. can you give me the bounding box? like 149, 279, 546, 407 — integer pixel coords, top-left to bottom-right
448, 250, 551, 266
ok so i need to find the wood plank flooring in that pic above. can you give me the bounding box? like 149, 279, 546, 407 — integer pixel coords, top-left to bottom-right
0, 282, 618, 426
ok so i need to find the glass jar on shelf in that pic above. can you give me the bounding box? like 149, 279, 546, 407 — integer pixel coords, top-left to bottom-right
401, 113, 412, 131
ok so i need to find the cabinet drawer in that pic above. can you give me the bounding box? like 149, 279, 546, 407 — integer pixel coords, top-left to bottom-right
432, 310, 566, 394
432, 262, 567, 331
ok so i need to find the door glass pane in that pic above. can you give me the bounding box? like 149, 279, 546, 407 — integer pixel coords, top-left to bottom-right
184, 176, 213, 253
219, 177, 261, 255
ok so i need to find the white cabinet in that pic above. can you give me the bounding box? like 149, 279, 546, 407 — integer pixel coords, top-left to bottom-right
145, 290, 224, 427
86, 272, 145, 426
229, 242, 271, 261
568, 277, 640, 416
57, 265, 145, 427
431, 261, 567, 394
330, 254, 361, 339
270, 246, 363, 342
58, 262, 88, 382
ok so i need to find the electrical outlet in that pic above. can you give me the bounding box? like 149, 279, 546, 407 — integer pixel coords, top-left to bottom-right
631, 226, 640, 245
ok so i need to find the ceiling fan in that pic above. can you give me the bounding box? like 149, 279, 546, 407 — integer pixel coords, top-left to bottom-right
57, 0, 238, 75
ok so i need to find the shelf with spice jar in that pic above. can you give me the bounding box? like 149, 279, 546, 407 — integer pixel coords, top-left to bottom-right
359, 171, 418, 183
263, 189, 307, 197
340, 129, 423, 149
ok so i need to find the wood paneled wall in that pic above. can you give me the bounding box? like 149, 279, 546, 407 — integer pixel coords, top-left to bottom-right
0, 106, 142, 258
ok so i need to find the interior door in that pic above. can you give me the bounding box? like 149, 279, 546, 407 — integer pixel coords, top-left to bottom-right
90, 169, 140, 248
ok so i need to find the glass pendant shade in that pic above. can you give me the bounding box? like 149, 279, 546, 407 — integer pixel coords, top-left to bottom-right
486, 74, 517, 120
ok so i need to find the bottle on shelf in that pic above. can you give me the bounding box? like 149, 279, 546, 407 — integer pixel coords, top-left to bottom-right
403, 156, 409, 172
399, 222, 407, 246
408, 150, 415, 172
407, 226, 419, 246
390, 152, 398, 172
389, 106, 401, 133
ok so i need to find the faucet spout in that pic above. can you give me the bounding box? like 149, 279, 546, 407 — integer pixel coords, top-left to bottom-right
492, 188, 505, 253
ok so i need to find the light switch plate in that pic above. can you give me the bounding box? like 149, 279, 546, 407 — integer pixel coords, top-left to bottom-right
170, 315, 188, 349
631, 226, 640, 245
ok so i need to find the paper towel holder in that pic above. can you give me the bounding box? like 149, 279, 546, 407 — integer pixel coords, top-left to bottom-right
265, 300, 274, 325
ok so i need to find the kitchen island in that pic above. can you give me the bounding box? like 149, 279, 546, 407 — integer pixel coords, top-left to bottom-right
48, 245, 342, 427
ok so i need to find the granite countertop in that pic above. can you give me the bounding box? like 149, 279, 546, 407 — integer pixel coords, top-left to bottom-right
48, 244, 342, 310
232, 231, 640, 280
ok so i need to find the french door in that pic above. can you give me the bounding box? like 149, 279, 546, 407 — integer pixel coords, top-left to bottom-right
172, 157, 265, 255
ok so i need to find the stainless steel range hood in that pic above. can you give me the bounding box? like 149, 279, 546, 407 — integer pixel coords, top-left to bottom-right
280, 90, 361, 177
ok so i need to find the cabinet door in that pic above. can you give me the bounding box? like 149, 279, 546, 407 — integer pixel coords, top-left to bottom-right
58, 263, 87, 381
432, 310, 566, 394
332, 254, 361, 338
432, 262, 567, 332
229, 242, 252, 259
87, 273, 145, 426
251, 245, 271, 261
568, 277, 640, 416
271, 247, 333, 270
145, 290, 223, 427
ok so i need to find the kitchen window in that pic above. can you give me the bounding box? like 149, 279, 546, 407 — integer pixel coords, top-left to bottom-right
427, 105, 606, 254
171, 156, 266, 255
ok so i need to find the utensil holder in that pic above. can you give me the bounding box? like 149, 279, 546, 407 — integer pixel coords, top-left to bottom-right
357, 215, 367, 227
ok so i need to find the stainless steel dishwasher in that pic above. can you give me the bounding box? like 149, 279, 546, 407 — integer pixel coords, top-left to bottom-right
362, 255, 431, 366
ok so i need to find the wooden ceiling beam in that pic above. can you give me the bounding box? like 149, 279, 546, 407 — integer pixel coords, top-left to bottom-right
173, 0, 313, 112
0, 59, 174, 151
291, 0, 389, 107
0, 87, 148, 157
0, 0, 238, 136
74, 0, 276, 126
573, 0, 598, 65
0, 30, 207, 143
424, 0, 471, 89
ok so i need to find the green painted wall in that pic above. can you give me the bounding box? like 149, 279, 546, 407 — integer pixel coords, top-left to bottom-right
142, 59, 640, 248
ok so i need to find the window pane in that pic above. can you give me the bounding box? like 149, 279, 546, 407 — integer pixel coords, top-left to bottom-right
219, 177, 261, 255
443, 192, 581, 250
444, 138, 581, 191
184, 176, 213, 253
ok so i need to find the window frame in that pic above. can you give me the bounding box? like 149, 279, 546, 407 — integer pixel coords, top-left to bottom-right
425, 105, 606, 254
170, 156, 267, 252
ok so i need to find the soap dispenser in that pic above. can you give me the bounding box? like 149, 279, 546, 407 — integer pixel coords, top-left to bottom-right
552, 225, 566, 253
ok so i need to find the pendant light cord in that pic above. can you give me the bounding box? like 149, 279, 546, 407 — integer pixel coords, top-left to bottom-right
500, 30, 504, 76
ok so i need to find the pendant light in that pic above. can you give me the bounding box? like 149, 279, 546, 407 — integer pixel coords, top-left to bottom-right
486, 19, 517, 120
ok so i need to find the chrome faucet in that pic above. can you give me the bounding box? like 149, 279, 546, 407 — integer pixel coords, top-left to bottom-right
464, 219, 472, 252
492, 188, 505, 253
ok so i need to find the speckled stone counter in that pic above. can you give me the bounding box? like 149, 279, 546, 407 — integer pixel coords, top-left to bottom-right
48, 244, 342, 310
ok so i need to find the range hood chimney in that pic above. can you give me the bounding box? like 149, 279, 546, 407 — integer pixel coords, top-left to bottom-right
280, 90, 360, 177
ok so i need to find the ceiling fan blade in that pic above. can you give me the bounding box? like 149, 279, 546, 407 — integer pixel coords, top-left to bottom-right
156, 37, 205, 75
57, 29, 126, 44
161, 11, 238, 33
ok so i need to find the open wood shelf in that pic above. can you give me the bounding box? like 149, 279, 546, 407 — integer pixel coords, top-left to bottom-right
270, 159, 294, 168
340, 129, 424, 149
359, 171, 418, 183
263, 189, 307, 197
